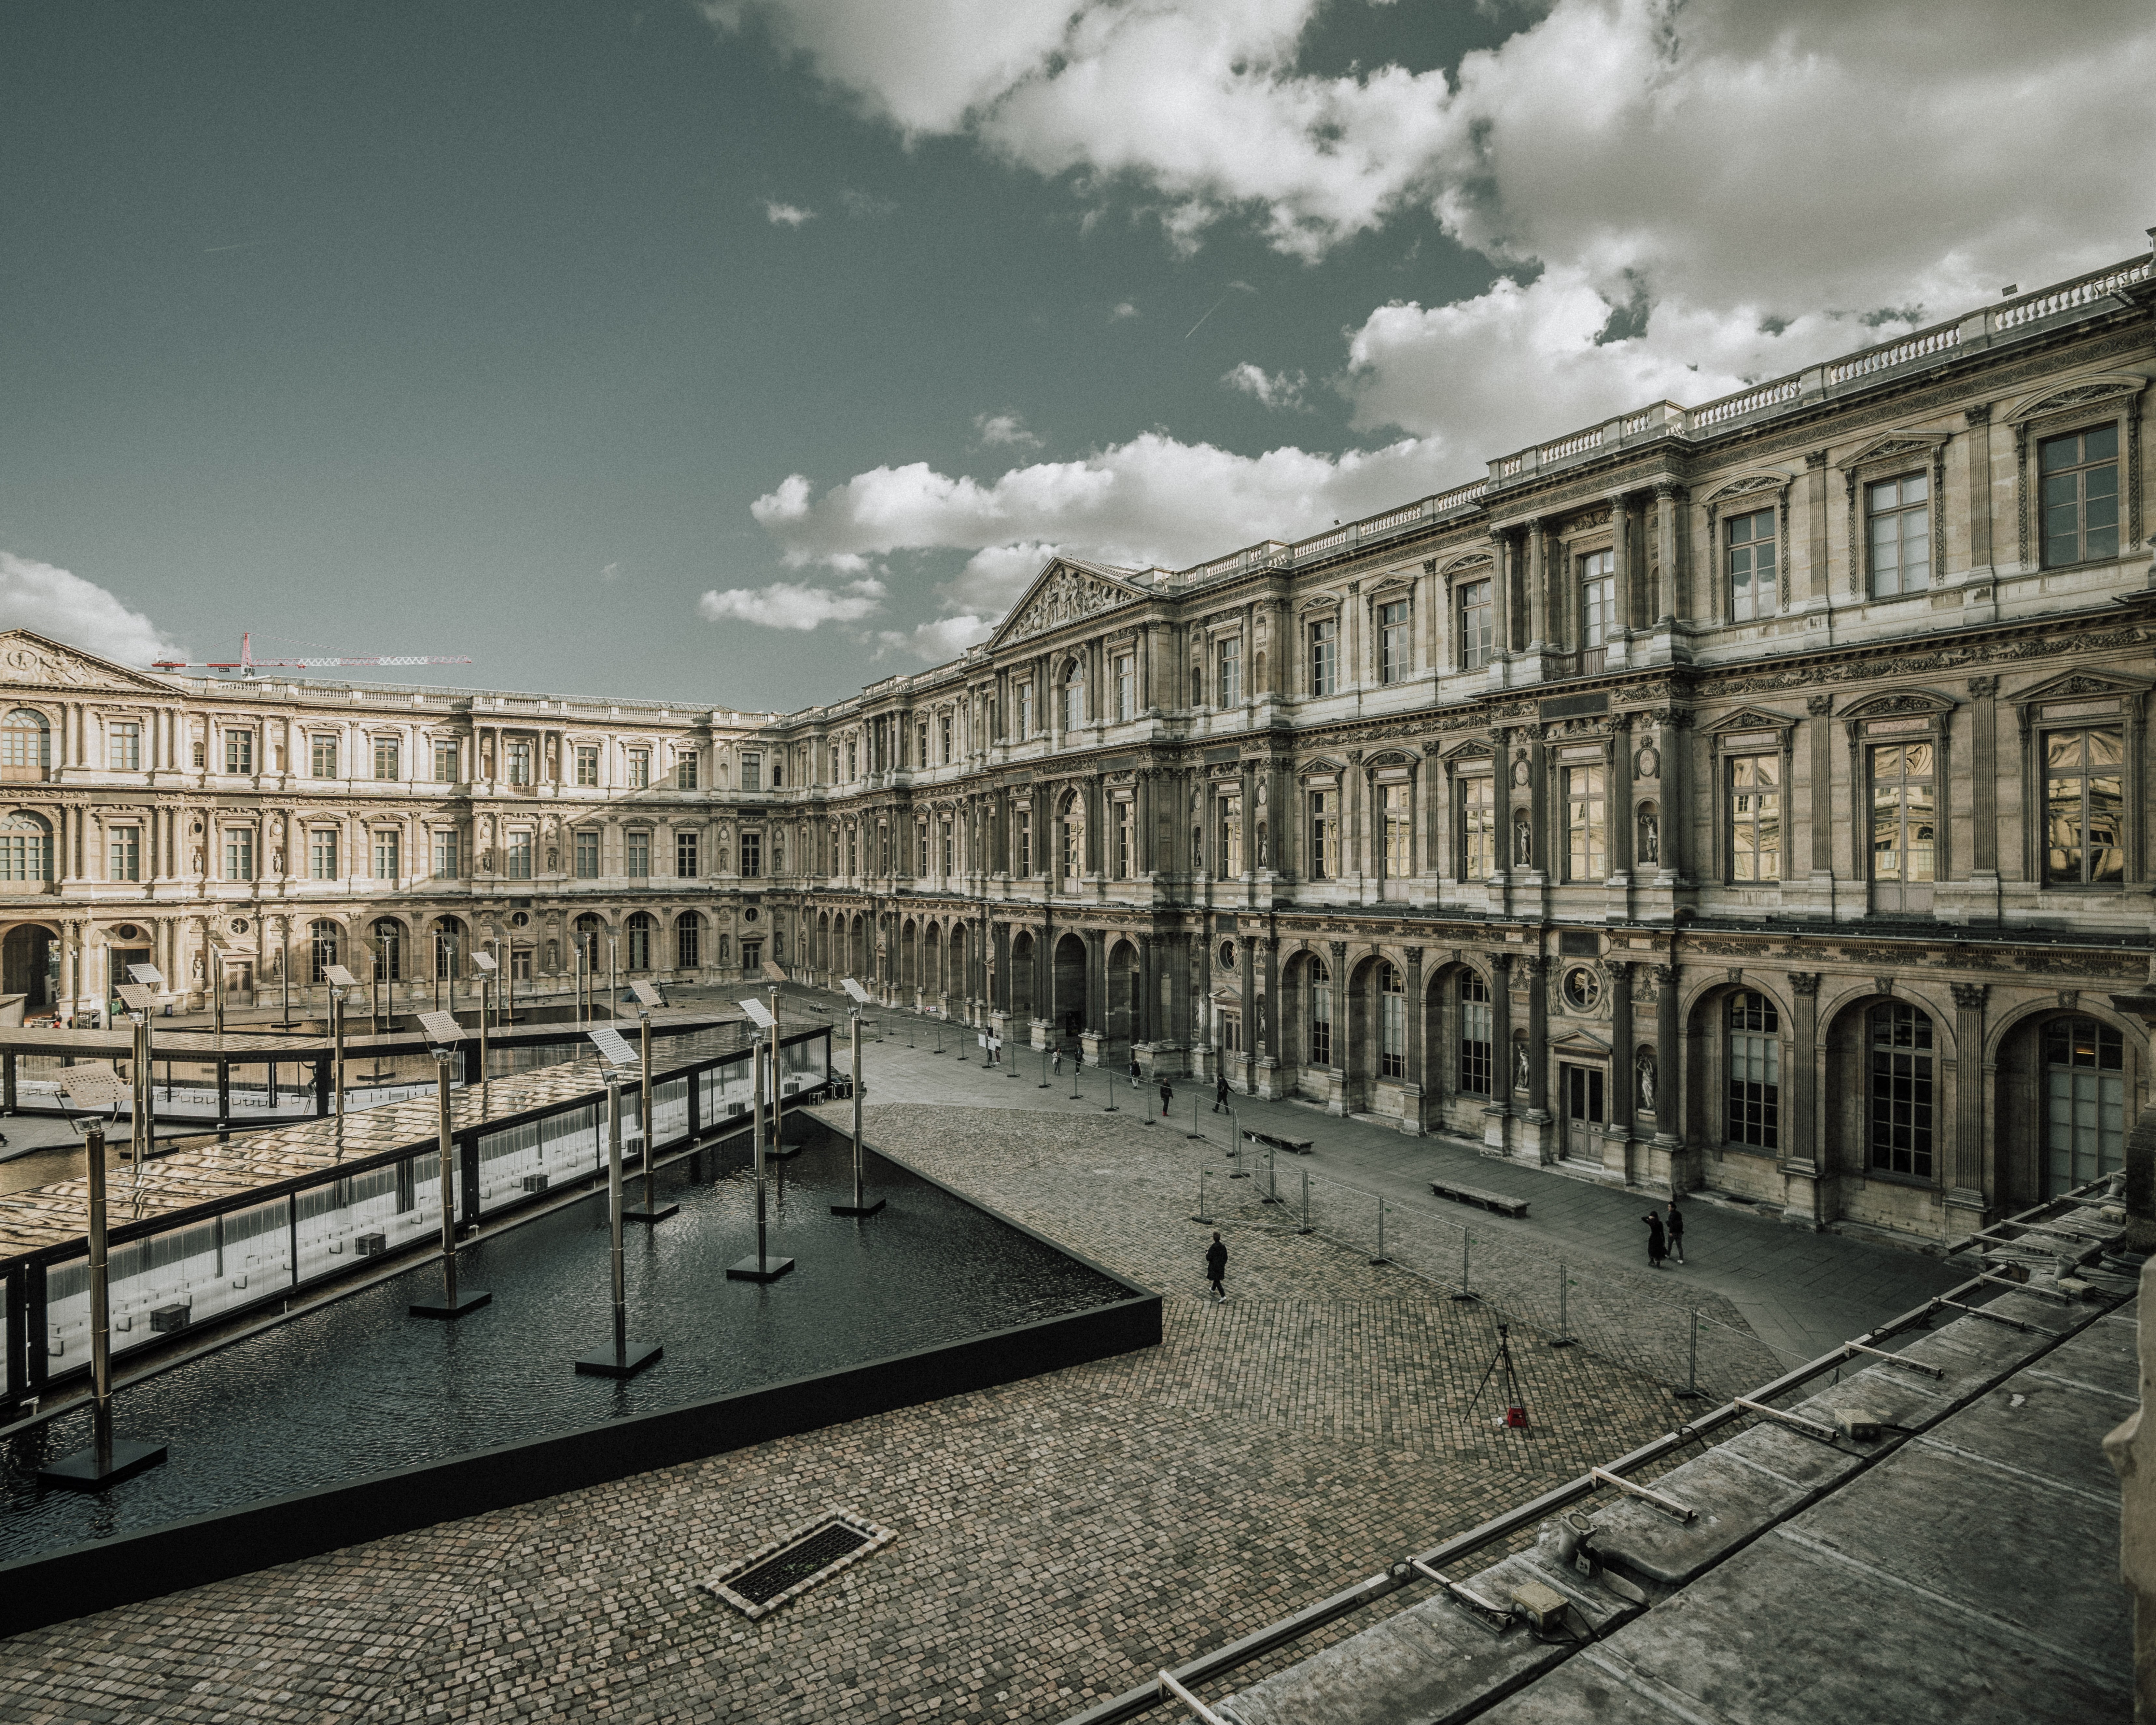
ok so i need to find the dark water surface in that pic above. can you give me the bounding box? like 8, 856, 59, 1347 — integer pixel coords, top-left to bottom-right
0, 1125, 1128, 1564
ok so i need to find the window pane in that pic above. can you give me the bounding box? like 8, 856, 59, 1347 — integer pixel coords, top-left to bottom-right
2085, 423, 2118, 462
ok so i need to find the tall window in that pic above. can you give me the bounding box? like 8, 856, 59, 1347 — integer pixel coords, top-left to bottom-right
626, 830, 650, 878
108, 825, 140, 881
1726, 991, 1780, 1150
1459, 973, 1492, 1094
942, 818, 956, 876
1113, 801, 1133, 878
1726, 507, 1778, 622
1217, 636, 1242, 705
677, 753, 699, 791
1565, 764, 1606, 881
0, 812, 50, 881
1309, 617, 1338, 695
1578, 549, 1614, 647
1308, 789, 1335, 879
1017, 680, 1035, 737
1867, 472, 1931, 597
627, 748, 650, 788
371, 738, 397, 781
1308, 959, 1332, 1065
740, 752, 760, 792
1378, 600, 1410, 684
108, 722, 141, 771
371, 829, 399, 880
1113, 655, 1135, 721
2046, 1017, 2125, 1191
2040, 424, 2119, 567
1458, 580, 1493, 670
309, 828, 339, 879
312, 736, 339, 778
573, 828, 600, 878
942, 712, 955, 760
511, 946, 534, 983
372, 919, 404, 981
433, 739, 459, 782
1062, 796, 1085, 882
676, 830, 699, 878
1380, 782, 1410, 876
1728, 754, 1782, 882
431, 828, 460, 879
1869, 1003, 1935, 1179
1459, 776, 1495, 879
1064, 664, 1085, 733
1015, 809, 1032, 875
1869, 742, 1936, 888
226, 729, 255, 773
625, 913, 654, 972
740, 830, 763, 878
916, 821, 930, 876
224, 826, 255, 881
1218, 796, 1242, 877
2043, 727, 2125, 884
434, 926, 463, 981
309, 920, 340, 983
1378, 962, 1406, 1079
676, 914, 702, 970
506, 741, 531, 786
1, 710, 50, 776
506, 830, 532, 879
575, 745, 598, 786
846, 739, 858, 779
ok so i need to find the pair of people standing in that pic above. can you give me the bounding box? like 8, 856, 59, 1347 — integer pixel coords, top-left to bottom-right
1642, 1198, 1686, 1268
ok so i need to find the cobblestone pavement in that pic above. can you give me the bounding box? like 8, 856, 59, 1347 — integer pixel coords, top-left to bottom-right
0, 1101, 1704, 1725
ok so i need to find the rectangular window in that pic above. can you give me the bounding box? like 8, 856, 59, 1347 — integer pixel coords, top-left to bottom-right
2041, 424, 2120, 567
1016, 809, 1032, 876
1565, 764, 1607, 881
846, 740, 858, 778
511, 946, 533, 983
432, 829, 460, 879
941, 713, 955, 761
1579, 549, 1614, 647
1113, 802, 1132, 877
575, 745, 599, 786
1017, 681, 1035, 737
1727, 992, 1781, 1150
1726, 507, 1778, 622
1309, 617, 1338, 695
1728, 754, 1783, 882
1217, 636, 1242, 705
1459, 974, 1492, 1095
1308, 789, 1335, 880
506, 830, 532, 879
1309, 973, 1332, 1067
1378, 599, 1410, 684
506, 741, 531, 786
1869, 1005, 1935, 1179
1869, 742, 1936, 884
312, 736, 339, 778
1379, 982, 1406, 1080
625, 830, 650, 877
1867, 472, 1932, 597
574, 829, 600, 878
433, 739, 459, 782
224, 827, 254, 881
1219, 797, 1243, 878
0, 825, 48, 881
224, 729, 254, 774
1381, 782, 1410, 876
372, 739, 398, 781
628, 748, 650, 789
1114, 655, 1135, 721
309, 828, 338, 880
2044, 726, 2125, 884
1459, 776, 1495, 879
108, 826, 140, 881
741, 752, 761, 792
371, 829, 399, 880
1459, 580, 1493, 671
676, 830, 699, 878
740, 830, 763, 878
108, 722, 141, 771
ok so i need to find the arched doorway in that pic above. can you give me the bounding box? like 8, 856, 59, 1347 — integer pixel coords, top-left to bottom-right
1, 711, 52, 782
370, 918, 406, 982
2, 923, 56, 1011
1994, 1008, 2140, 1210
572, 913, 606, 971
1107, 937, 1140, 1051
1009, 931, 1035, 1023
949, 923, 969, 1011
1053, 932, 1088, 1047
308, 919, 342, 984
434, 916, 467, 982
924, 921, 943, 1001
900, 919, 917, 995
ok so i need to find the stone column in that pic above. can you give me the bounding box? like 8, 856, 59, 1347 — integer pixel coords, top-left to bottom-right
1650, 708, 1689, 884
1166, 930, 1193, 1067
1499, 529, 1522, 657
1804, 450, 1831, 606
1524, 517, 1548, 652
1520, 955, 1552, 1162
1403, 945, 1426, 1133
1609, 492, 1638, 634
1652, 963, 1682, 1189
1964, 403, 1994, 575
1484, 951, 1513, 1154
1257, 934, 1280, 1091
1949, 982, 1990, 1223
1604, 960, 1634, 1182
1968, 675, 2000, 908
1236, 934, 1256, 1090
1783, 972, 1824, 1224
1652, 483, 1681, 624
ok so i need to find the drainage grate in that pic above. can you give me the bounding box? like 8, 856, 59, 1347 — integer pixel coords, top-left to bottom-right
704, 1509, 895, 1619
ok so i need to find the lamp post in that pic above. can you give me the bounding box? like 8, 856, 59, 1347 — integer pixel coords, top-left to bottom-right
574, 1054, 663, 1377
472, 949, 497, 1115
728, 999, 794, 1281
410, 1015, 490, 1319
623, 990, 678, 1224
832, 979, 884, 1216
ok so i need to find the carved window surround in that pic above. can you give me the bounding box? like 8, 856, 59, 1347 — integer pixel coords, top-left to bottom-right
1840, 430, 1952, 597
1704, 707, 1798, 888
2003, 373, 2147, 571
1701, 471, 1796, 622
2006, 669, 2152, 888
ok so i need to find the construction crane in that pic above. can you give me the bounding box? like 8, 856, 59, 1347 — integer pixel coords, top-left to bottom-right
152, 633, 474, 678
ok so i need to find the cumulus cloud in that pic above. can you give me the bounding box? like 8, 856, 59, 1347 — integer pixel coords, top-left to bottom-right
1222, 361, 1307, 411
697, 577, 886, 630
1111, 301, 1140, 319
973, 412, 1042, 450
838, 187, 898, 218
763, 200, 816, 227
873, 613, 996, 662
0, 551, 184, 667
600, 560, 624, 583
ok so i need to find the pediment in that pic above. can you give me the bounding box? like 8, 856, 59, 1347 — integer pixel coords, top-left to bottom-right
2003, 372, 2149, 425
0, 630, 177, 695
1703, 470, 1795, 507
1299, 755, 1344, 776
1441, 739, 1495, 762
2005, 669, 2154, 707
1841, 430, 1950, 470
1441, 552, 1493, 577
991, 559, 1150, 650
1706, 706, 1796, 735
1550, 1028, 1612, 1055
1841, 688, 1956, 721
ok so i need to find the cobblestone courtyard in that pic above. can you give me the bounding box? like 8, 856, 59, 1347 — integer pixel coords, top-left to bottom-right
0, 1104, 1715, 1724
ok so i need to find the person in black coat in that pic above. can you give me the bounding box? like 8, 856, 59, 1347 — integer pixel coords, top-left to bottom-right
1213, 1073, 1230, 1113
1159, 1078, 1174, 1117
1205, 1231, 1228, 1302
1643, 1211, 1667, 1268
1665, 1197, 1686, 1265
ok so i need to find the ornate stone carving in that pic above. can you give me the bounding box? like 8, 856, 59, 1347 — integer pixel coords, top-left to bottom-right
1001, 566, 1136, 644
1328, 940, 1347, 959
1966, 675, 1998, 697
1951, 982, 1988, 1011
1806, 695, 1834, 717
2058, 989, 2080, 1011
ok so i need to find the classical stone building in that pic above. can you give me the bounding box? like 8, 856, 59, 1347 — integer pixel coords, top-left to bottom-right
3, 249, 2152, 1247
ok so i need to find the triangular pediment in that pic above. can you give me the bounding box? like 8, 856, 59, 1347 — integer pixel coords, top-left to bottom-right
1841, 430, 1950, 470
1550, 1028, 1612, 1055
0, 630, 178, 695
1706, 706, 1796, 735
2004, 668, 2154, 706
991, 558, 1151, 650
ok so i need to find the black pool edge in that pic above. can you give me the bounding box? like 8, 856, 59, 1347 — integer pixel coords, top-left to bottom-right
0, 1121, 1162, 1639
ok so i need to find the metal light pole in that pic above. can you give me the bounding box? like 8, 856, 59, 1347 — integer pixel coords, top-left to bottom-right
37, 1120, 169, 1489
409, 1038, 490, 1318
624, 1005, 678, 1224
574, 1064, 663, 1376
728, 1011, 795, 1280
832, 986, 883, 1216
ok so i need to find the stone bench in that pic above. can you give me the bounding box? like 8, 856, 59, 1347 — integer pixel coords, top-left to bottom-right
1242, 1128, 1314, 1156
1429, 1178, 1529, 1218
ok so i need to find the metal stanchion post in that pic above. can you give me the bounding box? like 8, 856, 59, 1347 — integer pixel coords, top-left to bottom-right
1103, 1064, 1118, 1112
1676, 1312, 1702, 1399
411, 1045, 490, 1318
1195, 1167, 1209, 1224
575, 1068, 662, 1375
729, 1028, 796, 1279
1551, 1262, 1576, 1347
624, 1007, 678, 1224
1227, 1107, 1246, 1176
833, 1001, 884, 1216
1370, 1197, 1387, 1266
1039, 1049, 1050, 1088
1452, 1228, 1474, 1302
1266, 1141, 1279, 1204
1297, 1169, 1312, 1234
1069, 1053, 1081, 1101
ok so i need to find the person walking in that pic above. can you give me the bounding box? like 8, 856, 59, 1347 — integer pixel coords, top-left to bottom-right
1051, 1045, 1063, 1078
1643, 1210, 1667, 1269
1665, 1197, 1686, 1265
1159, 1078, 1174, 1118
1128, 1056, 1141, 1090
1213, 1073, 1230, 1114
1204, 1231, 1228, 1302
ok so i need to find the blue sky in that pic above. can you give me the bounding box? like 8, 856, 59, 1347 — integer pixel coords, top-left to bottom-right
3, 1, 2151, 707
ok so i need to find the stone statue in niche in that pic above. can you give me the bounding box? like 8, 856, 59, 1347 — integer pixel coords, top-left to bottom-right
189, 846, 203, 874
270, 847, 284, 874
1512, 809, 1533, 868
1514, 1041, 1531, 1091
1256, 994, 1269, 1040
1637, 1047, 1657, 1112
1256, 819, 1269, 867
1638, 807, 1659, 866
546, 846, 559, 871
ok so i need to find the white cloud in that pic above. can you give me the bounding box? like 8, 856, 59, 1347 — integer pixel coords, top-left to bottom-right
600, 561, 623, 583
973, 411, 1042, 450
0, 551, 184, 668
763, 200, 816, 227
1222, 361, 1307, 411
1111, 301, 1140, 320
873, 614, 996, 662
838, 187, 898, 218
697, 577, 886, 630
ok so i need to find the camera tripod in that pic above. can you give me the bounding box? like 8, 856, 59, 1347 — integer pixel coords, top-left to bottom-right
1468, 1322, 1529, 1429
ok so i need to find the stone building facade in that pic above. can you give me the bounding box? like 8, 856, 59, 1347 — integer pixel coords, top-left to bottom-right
4, 250, 2153, 1246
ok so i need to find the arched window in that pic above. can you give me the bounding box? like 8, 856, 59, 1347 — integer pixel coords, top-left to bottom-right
1308, 957, 1332, 1065
434, 918, 465, 981
1868, 1003, 1935, 1179
2044, 1015, 2125, 1191
308, 919, 341, 984
1727, 991, 1780, 1150
573, 913, 605, 968
370, 918, 404, 982
1, 710, 51, 778
676, 912, 703, 971
1378, 961, 1406, 1079
0, 810, 52, 882
1459, 971, 1492, 1094
626, 911, 655, 971
1064, 661, 1085, 733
